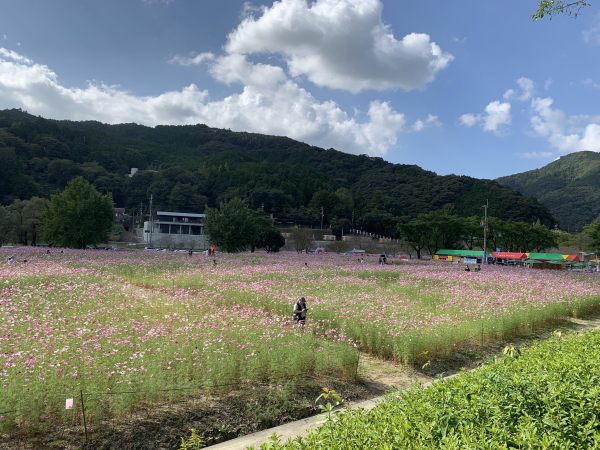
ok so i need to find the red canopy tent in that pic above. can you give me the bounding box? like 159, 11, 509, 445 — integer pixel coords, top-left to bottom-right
491, 252, 528, 259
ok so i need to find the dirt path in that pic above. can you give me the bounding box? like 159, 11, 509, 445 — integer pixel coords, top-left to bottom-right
356, 353, 432, 392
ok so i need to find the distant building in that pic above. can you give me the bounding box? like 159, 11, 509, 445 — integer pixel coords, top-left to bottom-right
141, 211, 208, 249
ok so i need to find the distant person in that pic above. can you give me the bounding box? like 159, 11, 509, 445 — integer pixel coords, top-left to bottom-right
213, 259, 217, 266
378, 256, 382, 265
293, 297, 308, 325
8, 256, 16, 265
360, 258, 364, 264
474, 264, 481, 272
465, 265, 471, 272
383, 255, 387, 264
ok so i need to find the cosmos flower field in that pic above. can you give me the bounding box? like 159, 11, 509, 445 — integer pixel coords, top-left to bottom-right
1, 247, 600, 431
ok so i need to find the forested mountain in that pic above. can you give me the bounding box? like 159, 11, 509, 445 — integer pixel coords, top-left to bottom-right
497, 151, 600, 232
0, 108, 554, 234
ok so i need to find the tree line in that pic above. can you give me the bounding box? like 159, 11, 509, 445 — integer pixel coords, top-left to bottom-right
398, 207, 560, 259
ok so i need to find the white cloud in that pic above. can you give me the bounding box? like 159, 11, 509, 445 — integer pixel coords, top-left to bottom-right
583, 21, 600, 45
224, 0, 453, 93
0, 47, 407, 157
529, 96, 600, 152
459, 113, 479, 127
451, 36, 467, 43
0, 48, 33, 65
544, 78, 552, 90
459, 101, 511, 135
482, 101, 511, 133
142, 0, 175, 4
207, 54, 288, 88
411, 114, 440, 132
503, 77, 535, 101
169, 52, 215, 67
2, 35, 6, 40
581, 78, 600, 89
517, 151, 554, 159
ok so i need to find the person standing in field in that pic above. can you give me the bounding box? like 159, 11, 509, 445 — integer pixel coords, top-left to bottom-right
293, 297, 308, 325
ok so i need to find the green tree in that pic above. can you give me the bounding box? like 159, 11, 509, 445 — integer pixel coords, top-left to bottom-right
325, 240, 352, 253
533, 1, 590, 20
41, 177, 114, 249
583, 223, 600, 254
421, 207, 465, 255
289, 228, 315, 253
334, 188, 354, 214
254, 225, 285, 253
529, 222, 558, 252
462, 216, 484, 250
357, 212, 400, 238
7, 197, 48, 245
0, 205, 10, 246
330, 217, 352, 239
109, 223, 126, 241
204, 198, 258, 253
398, 218, 430, 259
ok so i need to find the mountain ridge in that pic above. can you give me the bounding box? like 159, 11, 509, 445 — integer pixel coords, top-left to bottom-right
497, 151, 600, 231
0, 108, 555, 232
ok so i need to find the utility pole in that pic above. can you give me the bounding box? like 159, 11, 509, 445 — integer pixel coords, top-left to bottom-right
482, 199, 488, 264
148, 195, 153, 247
320, 206, 324, 230
131, 208, 135, 242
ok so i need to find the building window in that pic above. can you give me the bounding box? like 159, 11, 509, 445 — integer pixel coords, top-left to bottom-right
160, 224, 170, 234
181, 225, 190, 235
191, 226, 200, 235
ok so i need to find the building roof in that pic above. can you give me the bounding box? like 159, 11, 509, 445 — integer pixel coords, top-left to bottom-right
157, 211, 206, 218
526, 253, 566, 261
491, 252, 528, 259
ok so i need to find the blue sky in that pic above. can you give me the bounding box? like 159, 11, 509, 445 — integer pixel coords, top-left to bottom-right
0, 0, 598, 179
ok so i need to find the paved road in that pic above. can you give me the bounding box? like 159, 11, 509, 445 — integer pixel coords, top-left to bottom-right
207, 396, 383, 450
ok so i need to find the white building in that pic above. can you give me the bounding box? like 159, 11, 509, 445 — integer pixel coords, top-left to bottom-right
142, 211, 208, 249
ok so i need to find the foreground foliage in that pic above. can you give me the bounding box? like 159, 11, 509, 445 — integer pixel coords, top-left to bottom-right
259, 328, 600, 449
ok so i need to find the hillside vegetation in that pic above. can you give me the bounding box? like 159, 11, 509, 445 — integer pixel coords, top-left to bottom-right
497, 151, 600, 231
0, 108, 554, 231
